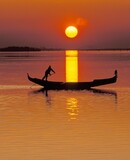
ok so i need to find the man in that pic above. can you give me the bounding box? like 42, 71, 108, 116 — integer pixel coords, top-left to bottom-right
42, 65, 55, 81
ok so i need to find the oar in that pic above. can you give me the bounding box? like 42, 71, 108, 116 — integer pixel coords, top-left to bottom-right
42, 72, 55, 80
30, 83, 36, 89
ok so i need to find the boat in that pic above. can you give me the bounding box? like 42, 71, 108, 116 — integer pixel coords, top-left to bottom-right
27, 70, 117, 90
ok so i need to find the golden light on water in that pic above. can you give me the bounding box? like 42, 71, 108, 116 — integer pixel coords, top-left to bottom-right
66, 50, 78, 82
66, 97, 79, 120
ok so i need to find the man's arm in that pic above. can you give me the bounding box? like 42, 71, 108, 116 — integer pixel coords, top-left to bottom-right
51, 68, 55, 73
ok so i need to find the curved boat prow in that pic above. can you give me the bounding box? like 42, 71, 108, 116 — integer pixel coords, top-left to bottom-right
27, 73, 34, 82
27, 73, 46, 86
114, 70, 118, 79
27, 73, 30, 79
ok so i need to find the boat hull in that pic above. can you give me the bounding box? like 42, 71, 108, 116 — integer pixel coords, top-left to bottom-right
27, 71, 117, 90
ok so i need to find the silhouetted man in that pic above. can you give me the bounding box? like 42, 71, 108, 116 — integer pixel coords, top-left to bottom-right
42, 65, 55, 81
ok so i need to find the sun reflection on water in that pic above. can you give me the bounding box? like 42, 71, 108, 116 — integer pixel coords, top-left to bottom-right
66, 50, 78, 82
66, 97, 79, 120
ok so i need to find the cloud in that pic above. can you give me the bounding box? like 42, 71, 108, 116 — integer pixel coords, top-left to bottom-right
76, 18, 88, 26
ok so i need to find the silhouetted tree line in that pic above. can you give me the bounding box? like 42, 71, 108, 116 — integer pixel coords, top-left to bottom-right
0, 46, 41, 52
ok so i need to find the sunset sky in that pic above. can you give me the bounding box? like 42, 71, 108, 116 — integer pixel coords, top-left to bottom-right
0, 0, 130, 49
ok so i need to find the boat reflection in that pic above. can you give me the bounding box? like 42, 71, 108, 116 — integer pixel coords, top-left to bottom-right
66, 50, 78, 82
29, 88, 117, 119
30, 88, 117, 98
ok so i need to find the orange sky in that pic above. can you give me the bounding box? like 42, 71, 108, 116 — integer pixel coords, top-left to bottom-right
0, 0, 130, 49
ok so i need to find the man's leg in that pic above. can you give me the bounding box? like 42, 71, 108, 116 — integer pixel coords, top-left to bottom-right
42, 75, 45, 80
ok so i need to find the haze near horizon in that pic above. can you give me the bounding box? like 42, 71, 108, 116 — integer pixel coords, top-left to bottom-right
0, 0, 130, 49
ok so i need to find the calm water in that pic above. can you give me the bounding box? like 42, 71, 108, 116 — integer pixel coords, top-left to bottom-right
0, 50, 130, 160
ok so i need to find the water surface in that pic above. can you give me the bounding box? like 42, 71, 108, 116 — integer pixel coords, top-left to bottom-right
0, 50, 130, 160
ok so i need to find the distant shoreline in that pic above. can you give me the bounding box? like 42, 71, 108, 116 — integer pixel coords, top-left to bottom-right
0, 46, 41, 52
0, 46, 130, 52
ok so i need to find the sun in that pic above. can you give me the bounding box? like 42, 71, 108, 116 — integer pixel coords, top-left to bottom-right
65, 26, 78, 38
